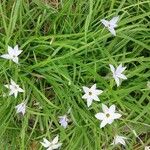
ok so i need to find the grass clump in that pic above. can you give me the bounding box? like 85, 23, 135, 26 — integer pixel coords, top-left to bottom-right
0, 0, 150, 149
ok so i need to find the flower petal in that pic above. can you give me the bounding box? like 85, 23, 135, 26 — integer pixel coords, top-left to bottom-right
47, 147, 53, 150
52, 135, 59, 144
107, 118, 114, 124
116, 64, 126, 74
92, 95, 100, 101
82, 93, 88, 99
117, 74, 127, 80
14, 45, 18, 51
95, 89, 103, 95
109, 105, 116, 114
102, 104, 109, 113
100, 119, 108, 128
110, 16, 119, 27
12, 57, 19, 64
113, 113, 122, 119
14, 91, 18, 98
91, 84, 96, 91
82, 86, 89, 93
8, 46, 14, 55
18, 87, 24, 93
40, 138, 50, 148
101, 19, 109, 27
1, 54, 11, 60
108, 27, 116, 36
4, 84, 9, 89
109, 64, 115, 74
10, 79, 17, 86
114, 76, 120, 87
87, 98, 93, 107
16, 50, 22, 56
52, 143, 62, 149
118, 138, 126, 146
9, 90, 14, 96
95, 113, 105, 120
43, 138, 50, 146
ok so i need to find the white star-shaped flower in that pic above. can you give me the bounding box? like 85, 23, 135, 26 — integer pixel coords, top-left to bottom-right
82, 84, 103, 107
112, 135, 127, 146
58, 115, 69, 128
95, 104, 122, 128
1, 45, 22, 64
145, 146, 150, 150
40, 135, 62, 150
101, 16, 119, 36
15, 102, 26, 115
4, 79, 24, 98
109, 64, 127, 87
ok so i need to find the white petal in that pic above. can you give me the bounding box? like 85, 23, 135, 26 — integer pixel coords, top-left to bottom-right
52, 143, 62, 149
117, 74, 127, 80
1, 54, 11, 60
145, 146, 150, 150
40, 138, 50, 148
91, 84, 96, 91
4, 84, 9, 89
108, 27, 116, 36
43, 138, 50, 146
114, 76, 120, 87
10, 79, 17, 86
109, 105, 116, 114
116, 64, 126, 74
100, 119, 108, 128
95, 90, 103, 95
8, 46, 14, 55
102, 104, 109, 113
40, 142, 48, 148
82, 86, 89, 93
18, 87, 24, 93
20, 104, 26, 115
95, 113, 105, 120
101, 19, 109, 27
109, 64, 115, 74
87, 98, 93, 107
113, 113, 122, 119
47, 147, 52, 150
92, 95, 100, 101
12, 57, 19, 64
14, 45, 22, 55
52, 135, 59, 144
14, 45, 19, 51
118, 138, 126, 146
107, 118, 114, 124
110, 16, 119, 26
15, 50, 22, 56
14, 91, 18, 98
82, 94, 88, 99
9, 90, 14, 96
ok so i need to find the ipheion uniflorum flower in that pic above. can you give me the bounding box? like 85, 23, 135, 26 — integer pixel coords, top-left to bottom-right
82, 84, 103, 107
101, 16, 119, 36
4, 79, 24, 98
109, 64, 127, 87
1, 45, 22, 64
95, 104, 122, 128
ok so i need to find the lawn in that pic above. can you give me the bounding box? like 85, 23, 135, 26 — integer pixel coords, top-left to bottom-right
0, 0, 150, 150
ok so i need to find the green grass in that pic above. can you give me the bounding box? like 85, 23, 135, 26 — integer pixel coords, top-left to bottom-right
0, 0, 150, 149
